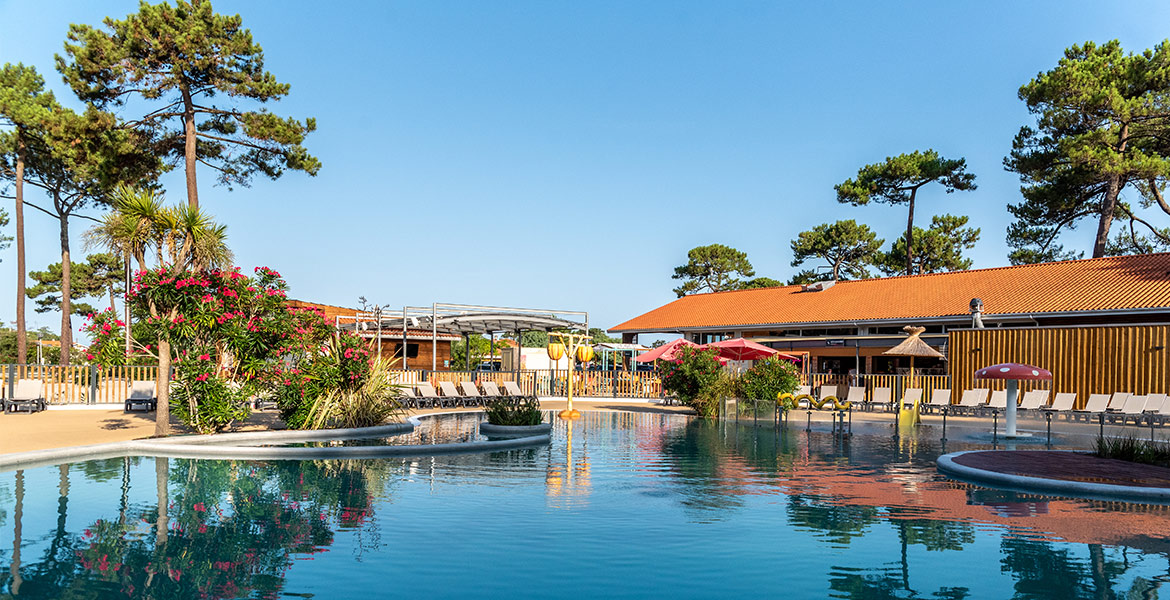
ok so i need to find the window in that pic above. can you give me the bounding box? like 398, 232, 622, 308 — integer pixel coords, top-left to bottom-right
393, 343, 419, 359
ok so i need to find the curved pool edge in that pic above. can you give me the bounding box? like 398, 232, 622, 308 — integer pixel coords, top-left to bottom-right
0, 416, 549, 471
937, 450, 1170, 504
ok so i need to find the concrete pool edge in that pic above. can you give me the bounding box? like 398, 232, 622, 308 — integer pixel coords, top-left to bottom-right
0, 416, 550, 471
937, 450, 1170, 504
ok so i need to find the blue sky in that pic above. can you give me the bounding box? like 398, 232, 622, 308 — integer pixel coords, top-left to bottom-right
1, 0, 1168, 338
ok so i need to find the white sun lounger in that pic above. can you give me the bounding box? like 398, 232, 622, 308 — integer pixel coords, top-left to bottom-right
459, 381, 485, 407
124, 381, 157, 412
1105, 392, 1132, 412
921, 389, 951, 414
1145, 394, 1170, 425
841, 386, 866, 409
437, 381, 466, 407
1109, 394, 1150, 425
502, 381, 536, 402
866, 387, 893, 412
414, 382, 443, 409
952, 389, 990, 416
4, 379, 46, 413
900, 388, 923, 411
1019, 389, 1050, 412
1041, 392, 1077, 419
1073, 394, 1111, 421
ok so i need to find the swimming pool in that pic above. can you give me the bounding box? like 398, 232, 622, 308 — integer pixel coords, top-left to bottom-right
1, 411, 1167, 599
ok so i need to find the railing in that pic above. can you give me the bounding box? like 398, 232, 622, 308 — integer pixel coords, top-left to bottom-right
2, 364, 160, 405
800, 373, 953, 404
389, 369, 665, 400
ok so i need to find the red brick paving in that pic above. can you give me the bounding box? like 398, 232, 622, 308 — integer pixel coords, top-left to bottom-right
953, 450, 1170, 488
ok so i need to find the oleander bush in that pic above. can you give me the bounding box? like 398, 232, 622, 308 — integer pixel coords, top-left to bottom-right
660, 347, 724, 418
738, 356, 801, 412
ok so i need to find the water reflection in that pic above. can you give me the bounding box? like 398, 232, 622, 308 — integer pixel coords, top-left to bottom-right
0, 414, 1167, 599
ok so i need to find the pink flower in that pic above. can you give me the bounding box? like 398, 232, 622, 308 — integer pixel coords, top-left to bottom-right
198, 353, 210, 361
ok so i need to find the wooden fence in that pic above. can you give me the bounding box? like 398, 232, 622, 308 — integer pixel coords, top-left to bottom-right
1, 364, 160, 405
801, 373, 952, 404
949, 324, 1170, 410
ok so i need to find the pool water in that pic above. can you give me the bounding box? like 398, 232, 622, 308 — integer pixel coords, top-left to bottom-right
1, 412, 1168, 599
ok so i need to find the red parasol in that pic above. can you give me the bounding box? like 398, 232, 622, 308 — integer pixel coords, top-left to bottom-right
702, 337, 801, 363
634, 338, 698, 363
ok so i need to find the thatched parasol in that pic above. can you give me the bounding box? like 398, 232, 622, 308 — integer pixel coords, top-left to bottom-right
882, 326, 944, 423
882, 326, 943, 380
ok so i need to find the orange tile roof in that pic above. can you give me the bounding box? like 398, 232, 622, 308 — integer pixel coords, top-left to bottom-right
610, 253, 1170, 332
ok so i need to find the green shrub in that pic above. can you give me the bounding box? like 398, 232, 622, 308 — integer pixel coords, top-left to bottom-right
738, 356, 800, 412
303, 359, 404, 429
1093, 434, 1170, 468
486, 397, 543, 426
170, 358, 251, 433
660, 347, 724, 418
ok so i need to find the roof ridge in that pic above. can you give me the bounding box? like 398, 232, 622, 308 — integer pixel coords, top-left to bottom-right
679, 253, 1170, 298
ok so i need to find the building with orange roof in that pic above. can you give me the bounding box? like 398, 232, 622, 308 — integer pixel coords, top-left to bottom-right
609, 254, 1170, 375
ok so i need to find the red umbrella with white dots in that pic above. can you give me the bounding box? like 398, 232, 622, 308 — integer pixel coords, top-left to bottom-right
975, 363, 1053, 438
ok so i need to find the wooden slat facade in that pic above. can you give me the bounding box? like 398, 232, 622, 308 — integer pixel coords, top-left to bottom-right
948, 325, 1170, 409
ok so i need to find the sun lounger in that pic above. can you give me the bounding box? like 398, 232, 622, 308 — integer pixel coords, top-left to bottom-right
951, 389, 990, 416
1019, 389, 1050, 412
841, 386, 866, 410
864, 387, 893, 412
792, 385, 813, 409
1109, 394, 1150, 425
124, 381, 157, 412
1041, 392, 1077, 419
922, 389, 951, 414
1072, 394, 1111, 422
900, 388, 923, 411
481, 381, 506, 400
1145, 394, 1170, 425
817, 385, 838, 401
414, 382, 443, 409
502, 381, 537, 402
981, 390, 1008, 416
437, 381, 466, 407
1105, 392, 1132, 412
4, 379, 46, 413
459, 381, 485, 407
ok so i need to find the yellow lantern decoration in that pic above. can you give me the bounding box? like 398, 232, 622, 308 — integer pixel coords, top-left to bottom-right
576, 344, 595, 363
547, 342, 566, 361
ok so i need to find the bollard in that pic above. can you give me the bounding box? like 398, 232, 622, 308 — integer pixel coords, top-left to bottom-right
1045, 412, 1053, 446
1099, 413, 1105, 438
806, 410, 812, 432
940, 407, 948, 443
992, 411, 998, 438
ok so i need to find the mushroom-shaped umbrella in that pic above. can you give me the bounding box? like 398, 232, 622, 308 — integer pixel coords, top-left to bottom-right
634, 338, 698, 363
975, 363, 1053, 438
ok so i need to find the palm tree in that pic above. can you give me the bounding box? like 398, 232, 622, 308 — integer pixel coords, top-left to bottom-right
86, 185, 232, 436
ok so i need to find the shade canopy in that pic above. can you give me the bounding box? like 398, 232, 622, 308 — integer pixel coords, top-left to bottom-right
702, 337, 801, 363
374, 312, 584, 336
634, 338, 698, 363
975, 363, 1053, 381
881, 326, 945, 359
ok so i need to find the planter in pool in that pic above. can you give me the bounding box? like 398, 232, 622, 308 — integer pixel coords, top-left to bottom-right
479, 422, 552, 436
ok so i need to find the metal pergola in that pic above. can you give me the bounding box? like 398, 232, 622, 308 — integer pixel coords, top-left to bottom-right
338, 303, 588, 371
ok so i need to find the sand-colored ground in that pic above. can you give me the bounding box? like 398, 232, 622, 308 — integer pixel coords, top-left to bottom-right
0, 399, 1150, 455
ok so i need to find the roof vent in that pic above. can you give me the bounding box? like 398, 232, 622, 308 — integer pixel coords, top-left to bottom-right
801, 280, 836, 292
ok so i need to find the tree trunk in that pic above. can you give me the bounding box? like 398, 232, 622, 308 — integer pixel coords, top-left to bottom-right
14, 141, 27, 363
905, 188, 917, 275
1093, 123, 1129, 259
832, 261, 841, 281
1092, 173, 1122, 258
58, 215, 72, 366
180, 84, 199, 208
109, 283, 117, 312
155, 339, 172, 437
155, 457, 169, 547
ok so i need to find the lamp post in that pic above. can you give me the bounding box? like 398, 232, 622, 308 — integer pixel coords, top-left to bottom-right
548, 331, 594, 420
